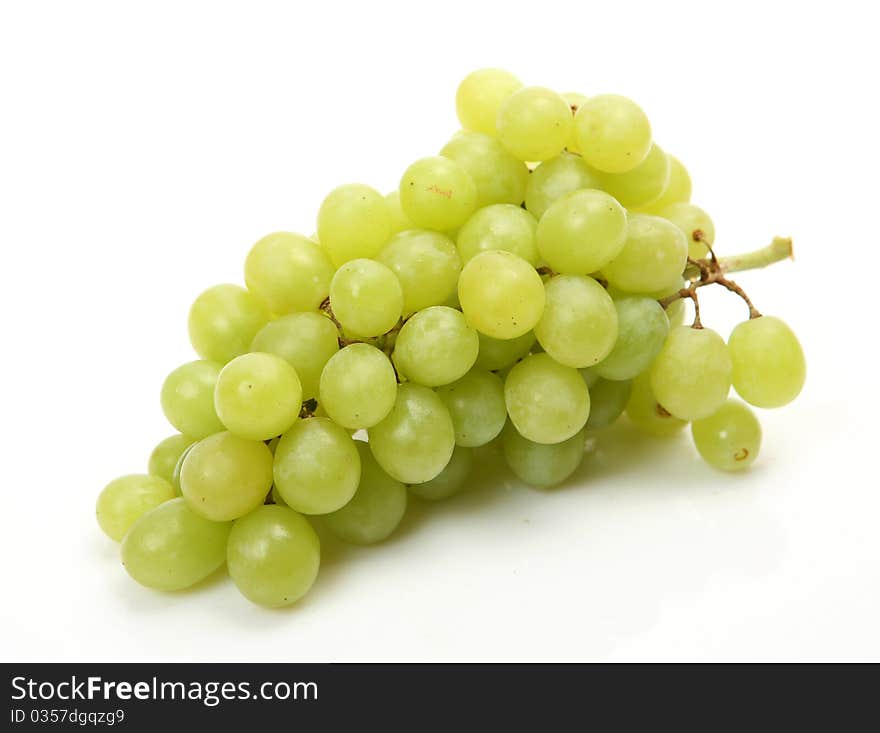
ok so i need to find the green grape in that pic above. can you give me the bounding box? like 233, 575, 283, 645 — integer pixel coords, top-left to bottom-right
96, 474, 175, 542
399, 156, 478, 231
273, 417, 360, 515
455, 68, 522, 136
728, 316, 806, 408
160, 360, 225, 439
458, 250, 545, 339
329, 258, 403, 338
650, 325, 732, 421
250, 312, 339, 400
180, 431, 274, 521
585, 378, 633, 430
475, 330, 536, 371
691, 399, 762, 472
226, 504, 319, 607
594, 297, 669, 380
502, 422, 586, 489
456, 204, 539, 266
666, 299, 686, 328
642, 154, 691, 211
600, 143, 670, 209
385, 190, 416, 235
625, 372, 688, 437
377, 229, 461, 313
535, 275, 618, 368
409, 445, 474, 501
148, 434, 196, 484
121, 498, 231, 592
170, 443, 196, 495
188, 284, 269, 364
436, 368, 507, 447
525, 152, 603, 220
214, 352, 302, 441
440, 130, 530, 207
573, 94, 652, 173
368, 383, 455, 484
322, 442, 407, 543
535, 189, 627, 275
393, 306, 479, 387
243, 232, 334, 314
560, 92, 588, 154
602, 214, 688, 294
316, 183, 391, 267
505, 353, 591, 444
497, 87, 572, 162
319, 343, 397, 429
580, 366, 602, 390
657, 202, 715, 260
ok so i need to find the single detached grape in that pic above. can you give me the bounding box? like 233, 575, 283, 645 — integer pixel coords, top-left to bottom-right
227, 504, 320, 608
436, 368, 507, 447
393, 306, 479, 387
496, 86, 573, 162
319, 343, 397, 430
594, 297, 670, 381
244, 232, 334, 314
409, 445, 474, 501
160, 360, 225, 439
585, 378, 633, 430
273, 417, 361, 515
148, 434, 196, 484
214, 352, 302, 441
657, 202, 716, 259
573, 94, 652, 173
600, 143, 671, 209
602, 213, 688, 294
458, 250, 545, 339
455, 68, 522, 136
440, 130, 529, 207
728, 316, 806, 408
188, 284, 269, 365
525, 152, 603, 220
96, 474, 175, 542
475, 330, 536, 372
650, 326, 732, 421
329, 258, 403, 338
456, 204, 539, 266
505, 353, 591, 444
502, 422, 586, 489
399, 156, 478, 231
316, 183, 391, 267
691, 399, 762, 472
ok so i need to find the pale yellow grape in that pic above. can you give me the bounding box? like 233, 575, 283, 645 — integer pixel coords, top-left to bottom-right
642, 155, 691, 211
728, 316, 806, 408
160, 360, 225, 439
214, 352, 302, 441
148, 434, 196, 484
440, 130, 530, 207
657, 202, 715, 259
274, 417, 360, 515
525, 153, 603, 220
96, 474, 175, 542
691, 399, 761, 472
602, 214, 688, 294
227, 505, 320, 607
584, 378, 633, 430
535, 275, 618, 368
322, 442, 407, 544
188, 284, 269, 365
475, 330, 536, 371
319, 343, 397, 429
244, 232, 334, 314
368, 383, 455, 484
250, 312, 339, 400
385, 191, 416, 235
560, 92, 588, 154
625, 372, 688, 437
600, 143, 671, 209
393, 306, 479, 387
399, 156, 478, 231
456, 68, 522, 136
436, 368, 507, 447
409, 445, 474, 501
121, 498, 231, 592
377, 230, 461, 313
535, 189, 627, 275
458, 250, 545, 339
502, 422, 586, 489
574, 94, 652, 173
316, 183, 391, 266
594, 297, 669, 380
505, 353, 591, 444
180, 431, 273, 521
456, 204, 539, 266
497, 87, 572, 162
650, 326, 732, 421
329, 258, 403, 338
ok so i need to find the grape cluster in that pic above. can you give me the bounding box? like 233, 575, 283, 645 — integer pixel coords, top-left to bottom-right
96, 69, 806, 608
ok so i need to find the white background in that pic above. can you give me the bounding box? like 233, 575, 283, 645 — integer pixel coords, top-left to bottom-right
1, 0, 878, 662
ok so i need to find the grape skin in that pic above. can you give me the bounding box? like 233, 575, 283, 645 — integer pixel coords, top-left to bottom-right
691, 399, 762, 472
393, 306, 479, 387
409, 445, 474, 501
502, 422, 586, 489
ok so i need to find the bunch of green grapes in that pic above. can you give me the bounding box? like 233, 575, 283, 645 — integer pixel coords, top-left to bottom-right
97, 68, 805, 609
